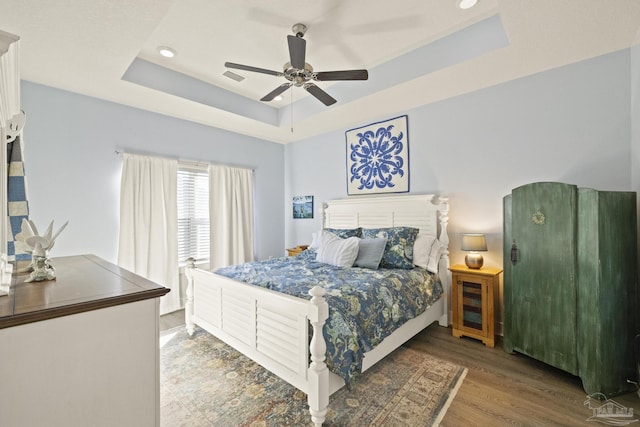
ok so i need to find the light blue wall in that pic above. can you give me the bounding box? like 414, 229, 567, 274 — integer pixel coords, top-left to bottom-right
632, 44, 640, 198
285, 49, 633, 269
21, 82, 285, 264
632, 44, 640, 279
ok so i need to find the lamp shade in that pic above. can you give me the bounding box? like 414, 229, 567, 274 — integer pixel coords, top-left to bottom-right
461, 234, 487, 252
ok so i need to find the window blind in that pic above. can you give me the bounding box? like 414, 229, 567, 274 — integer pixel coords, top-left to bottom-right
177, 167, 209, 262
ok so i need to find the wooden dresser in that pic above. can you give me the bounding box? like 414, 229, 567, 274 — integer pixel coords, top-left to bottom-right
0, 254, 170, 427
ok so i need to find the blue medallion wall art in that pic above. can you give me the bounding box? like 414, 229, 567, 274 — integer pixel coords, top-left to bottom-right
345, 115, 409, 195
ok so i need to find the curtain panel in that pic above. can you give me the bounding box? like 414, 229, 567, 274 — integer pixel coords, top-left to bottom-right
118, 153, 179, 314
0, 30, 20, 130
0, 31, 21, 261
7, 136, 29, 260
209, 164, 254, 270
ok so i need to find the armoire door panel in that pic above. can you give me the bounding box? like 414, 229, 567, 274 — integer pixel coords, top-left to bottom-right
576, 188, 638, 396
507, 182, 578, 375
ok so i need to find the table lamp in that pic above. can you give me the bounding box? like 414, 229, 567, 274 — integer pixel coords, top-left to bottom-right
461, 233, 487, 269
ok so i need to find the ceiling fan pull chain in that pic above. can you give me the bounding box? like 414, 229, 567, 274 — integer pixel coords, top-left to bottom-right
290, 88, 294, 133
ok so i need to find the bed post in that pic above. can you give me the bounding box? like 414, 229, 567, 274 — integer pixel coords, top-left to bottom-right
307, 286, 329, 427
185, 257, 196, 336
437, 197, 450, 326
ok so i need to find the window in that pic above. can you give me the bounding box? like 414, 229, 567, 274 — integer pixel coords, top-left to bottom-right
177, 167, 209, 262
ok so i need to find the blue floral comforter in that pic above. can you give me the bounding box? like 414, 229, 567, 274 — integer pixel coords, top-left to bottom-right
214, 248, 443, 385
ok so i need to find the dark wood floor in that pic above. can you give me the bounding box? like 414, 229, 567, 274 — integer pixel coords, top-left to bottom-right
160, 311, 639, 426
407, 324, 640, 426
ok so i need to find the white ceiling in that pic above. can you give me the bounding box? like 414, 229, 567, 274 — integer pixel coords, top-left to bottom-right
2, 0, 640, 144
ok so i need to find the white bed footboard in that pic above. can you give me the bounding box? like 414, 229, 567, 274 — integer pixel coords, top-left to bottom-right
185, 259, 331, 426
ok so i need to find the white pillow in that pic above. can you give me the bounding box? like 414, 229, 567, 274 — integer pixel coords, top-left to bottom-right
413, 233, 442, 273
309, 230, 323, 249
316, 232, 360, 268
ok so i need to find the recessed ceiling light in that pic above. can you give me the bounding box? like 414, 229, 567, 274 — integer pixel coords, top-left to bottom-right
457, 0, 478, 9
158, 46, 176, 58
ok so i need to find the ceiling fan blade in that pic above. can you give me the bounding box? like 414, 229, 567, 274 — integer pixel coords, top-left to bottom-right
225, 62, 283, 77
287, 35, 306, 69
303, 83, 336, 106
314, 70, 369, 81
260, 83, 293, 102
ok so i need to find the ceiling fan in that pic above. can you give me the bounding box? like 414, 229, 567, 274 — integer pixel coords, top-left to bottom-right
224, 23, 368, 106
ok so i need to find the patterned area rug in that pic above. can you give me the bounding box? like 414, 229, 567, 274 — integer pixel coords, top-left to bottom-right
160, 326, 467, 426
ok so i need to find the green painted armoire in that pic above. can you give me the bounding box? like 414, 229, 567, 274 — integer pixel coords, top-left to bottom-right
503, 182, 638, 397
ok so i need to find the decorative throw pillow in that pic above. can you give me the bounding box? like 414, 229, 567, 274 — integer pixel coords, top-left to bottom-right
413, 233, 442, 273
354, 238, 387, 269
309, 230, 323, 249
316, 232, 360, 268
362, 227, 419, 269
325, 227, 362, 239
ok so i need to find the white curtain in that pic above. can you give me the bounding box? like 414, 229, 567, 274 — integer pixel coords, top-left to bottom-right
0, 31, 21, 260
0, 30, 20, 130
118, 153, 180, 315
209, 164, 254, 269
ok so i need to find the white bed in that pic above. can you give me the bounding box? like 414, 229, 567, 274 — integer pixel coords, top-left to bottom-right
185, 193, 450, 426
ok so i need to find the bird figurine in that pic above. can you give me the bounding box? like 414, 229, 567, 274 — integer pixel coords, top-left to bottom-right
14, 219, 68, 282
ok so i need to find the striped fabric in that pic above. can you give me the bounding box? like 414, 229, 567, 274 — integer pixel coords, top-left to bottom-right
7, 136, 30, 261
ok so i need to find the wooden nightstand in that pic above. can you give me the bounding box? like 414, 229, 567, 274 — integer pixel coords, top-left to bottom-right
286, 245, 309, 256
449, 264, 502, 348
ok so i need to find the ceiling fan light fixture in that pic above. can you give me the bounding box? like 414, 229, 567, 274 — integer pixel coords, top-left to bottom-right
158, 46, 176, 58
457, 0, 478, 9
225, 23, 367, 107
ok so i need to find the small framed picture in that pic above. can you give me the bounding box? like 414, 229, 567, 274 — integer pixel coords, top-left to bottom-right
293, 196, 314, 219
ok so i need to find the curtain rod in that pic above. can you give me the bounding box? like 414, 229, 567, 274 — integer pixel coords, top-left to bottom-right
114, 149, 254, 171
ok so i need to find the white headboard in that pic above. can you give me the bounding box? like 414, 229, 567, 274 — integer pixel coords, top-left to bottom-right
323, 194, 449, 250
322, 194, 451, 304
